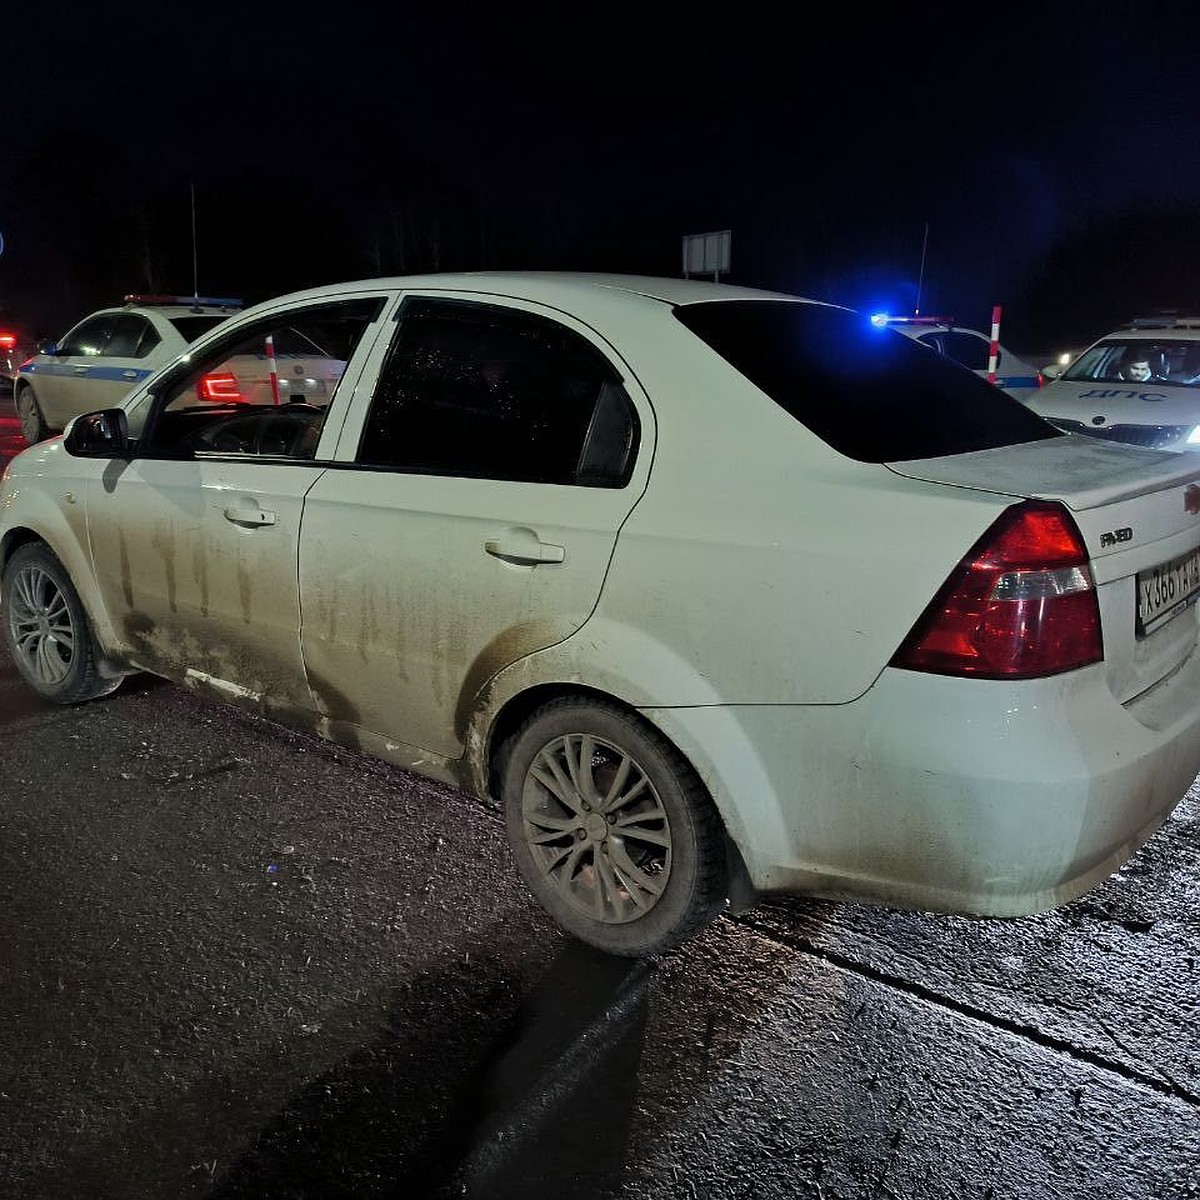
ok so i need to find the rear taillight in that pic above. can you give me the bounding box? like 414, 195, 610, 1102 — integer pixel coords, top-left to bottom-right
891, 500, 1102, 679
196, 371, 243, 403
0, 333, 16, 350
1035, 371, 1045, 388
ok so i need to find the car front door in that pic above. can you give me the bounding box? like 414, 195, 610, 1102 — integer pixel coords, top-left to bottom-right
84, 296, 390, 717
35, 313, 119, 430
297, 294, 650, 761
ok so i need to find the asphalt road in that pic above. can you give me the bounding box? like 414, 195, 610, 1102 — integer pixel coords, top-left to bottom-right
1, 397, 1199, 1199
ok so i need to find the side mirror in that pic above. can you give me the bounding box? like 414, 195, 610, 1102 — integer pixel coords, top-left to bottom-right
64, 408, 130, 457
1041, 363, 1065, 382
38, 341, 59, 355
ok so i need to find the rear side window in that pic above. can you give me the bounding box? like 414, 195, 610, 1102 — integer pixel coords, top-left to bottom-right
357, 297, 638, 486
106, 315, 160, 358
675, 301, 1059, 463
168, 315, 230, 343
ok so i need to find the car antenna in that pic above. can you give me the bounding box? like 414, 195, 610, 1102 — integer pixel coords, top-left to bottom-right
191, 181, 199, 303
914, 221, 930, 316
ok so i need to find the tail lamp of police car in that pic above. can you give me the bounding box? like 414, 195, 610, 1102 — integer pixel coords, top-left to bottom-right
196, 372, 244, 403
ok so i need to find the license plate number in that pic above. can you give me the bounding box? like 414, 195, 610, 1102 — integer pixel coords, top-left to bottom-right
1137, 547, 1200, 633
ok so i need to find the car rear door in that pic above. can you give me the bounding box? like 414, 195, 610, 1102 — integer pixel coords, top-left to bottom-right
296, 292, 652, 760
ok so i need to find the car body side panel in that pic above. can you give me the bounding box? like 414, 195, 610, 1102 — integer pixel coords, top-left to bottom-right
572, 325, 1015, 705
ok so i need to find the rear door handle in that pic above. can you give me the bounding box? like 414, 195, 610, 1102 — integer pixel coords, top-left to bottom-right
122, 369, 139, 379
73, 365, 89, 375
485, 529, 565, 565
224, 505, 276, 528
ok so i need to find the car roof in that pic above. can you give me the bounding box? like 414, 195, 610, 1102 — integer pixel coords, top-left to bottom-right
241, 271, 813, 312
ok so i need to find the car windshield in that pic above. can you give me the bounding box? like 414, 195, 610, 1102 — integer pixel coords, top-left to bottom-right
1061, 338, 1200, 386
674, 300, 1059, 462
168, 315, 230, 343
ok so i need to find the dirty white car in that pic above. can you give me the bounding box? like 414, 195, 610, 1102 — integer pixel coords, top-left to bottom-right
4, 273, 1200, 957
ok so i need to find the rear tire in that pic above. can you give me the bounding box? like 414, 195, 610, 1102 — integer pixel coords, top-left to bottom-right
500, 697, 727, 957
2, 543, 121, 704
16, 385, 48, 444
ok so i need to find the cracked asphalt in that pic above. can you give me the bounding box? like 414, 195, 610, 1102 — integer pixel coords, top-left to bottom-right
1, 401, 1199, 1198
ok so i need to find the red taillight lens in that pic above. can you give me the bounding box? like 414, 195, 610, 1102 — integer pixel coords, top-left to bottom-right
196, 371, 243, 403
0, 333, 16, 350
1036, 371, 1045, 388
891, 500, 1102, 679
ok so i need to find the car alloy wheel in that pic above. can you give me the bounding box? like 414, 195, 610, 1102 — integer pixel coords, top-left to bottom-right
7, 559, 76, 685
1, 543, 122, 704
522, 731, 674, 924
16, 387, 47, 444
501, 698, 727, 956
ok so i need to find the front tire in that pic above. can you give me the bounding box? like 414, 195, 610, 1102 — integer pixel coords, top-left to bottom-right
16, 385, 48, 444
2, 543, 121, 704
500, 698, 728, 957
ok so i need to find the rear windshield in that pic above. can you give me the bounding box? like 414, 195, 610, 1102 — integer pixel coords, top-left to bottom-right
168, 315, 230, 343
674, 300, 1060, 462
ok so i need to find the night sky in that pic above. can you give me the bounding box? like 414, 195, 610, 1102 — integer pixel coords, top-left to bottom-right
4, 1, 1200, 353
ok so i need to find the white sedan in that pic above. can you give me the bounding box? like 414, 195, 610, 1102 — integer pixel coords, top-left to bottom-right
4, 272, 1200, 957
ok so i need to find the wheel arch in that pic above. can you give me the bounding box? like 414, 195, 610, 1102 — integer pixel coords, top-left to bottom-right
0, 523, 127, 677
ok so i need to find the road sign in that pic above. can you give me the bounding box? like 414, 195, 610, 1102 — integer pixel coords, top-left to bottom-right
682, 230, 731, 280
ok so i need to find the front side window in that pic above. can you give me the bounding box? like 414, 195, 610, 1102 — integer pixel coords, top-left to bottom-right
59, 315, 118, 357
137, 298, 384, 459
356, 297, 638, 486
675, 301, 1059, 463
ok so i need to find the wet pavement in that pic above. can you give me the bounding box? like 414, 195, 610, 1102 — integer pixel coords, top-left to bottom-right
1, 400, 1199, 1198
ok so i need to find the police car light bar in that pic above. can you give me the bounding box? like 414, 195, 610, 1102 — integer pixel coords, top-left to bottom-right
1126, 311, 1200, 330
870, 313, 956, 328
123, 294, 244, 309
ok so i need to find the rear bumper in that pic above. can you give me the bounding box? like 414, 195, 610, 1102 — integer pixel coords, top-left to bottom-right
643, 653, 1200, 916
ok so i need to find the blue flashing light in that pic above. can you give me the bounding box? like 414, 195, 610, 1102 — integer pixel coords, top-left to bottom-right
870, 313, 890, 327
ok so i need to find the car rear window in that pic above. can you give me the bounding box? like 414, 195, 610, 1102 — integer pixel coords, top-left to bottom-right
168, 315, 229, 343
674, 300, 1060, 462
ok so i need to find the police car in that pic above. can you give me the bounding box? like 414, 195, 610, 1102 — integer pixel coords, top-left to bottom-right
13, 295, 241, 444
873, 314, 1043, 401
1026, 313, 1200, 452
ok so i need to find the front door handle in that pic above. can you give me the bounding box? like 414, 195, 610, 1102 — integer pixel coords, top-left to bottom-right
224, 505, 276, 528
122, 369, 139, 379
485, 528, 565, 565
72, 365, 89, 375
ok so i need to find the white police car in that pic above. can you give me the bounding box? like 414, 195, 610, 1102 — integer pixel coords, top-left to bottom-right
13, 295, 241, 444
874, 314, 1043, 401
1026, 313, 1200, 451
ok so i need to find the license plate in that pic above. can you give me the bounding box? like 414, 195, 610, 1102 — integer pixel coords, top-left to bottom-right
1137, 547, 1200, 634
